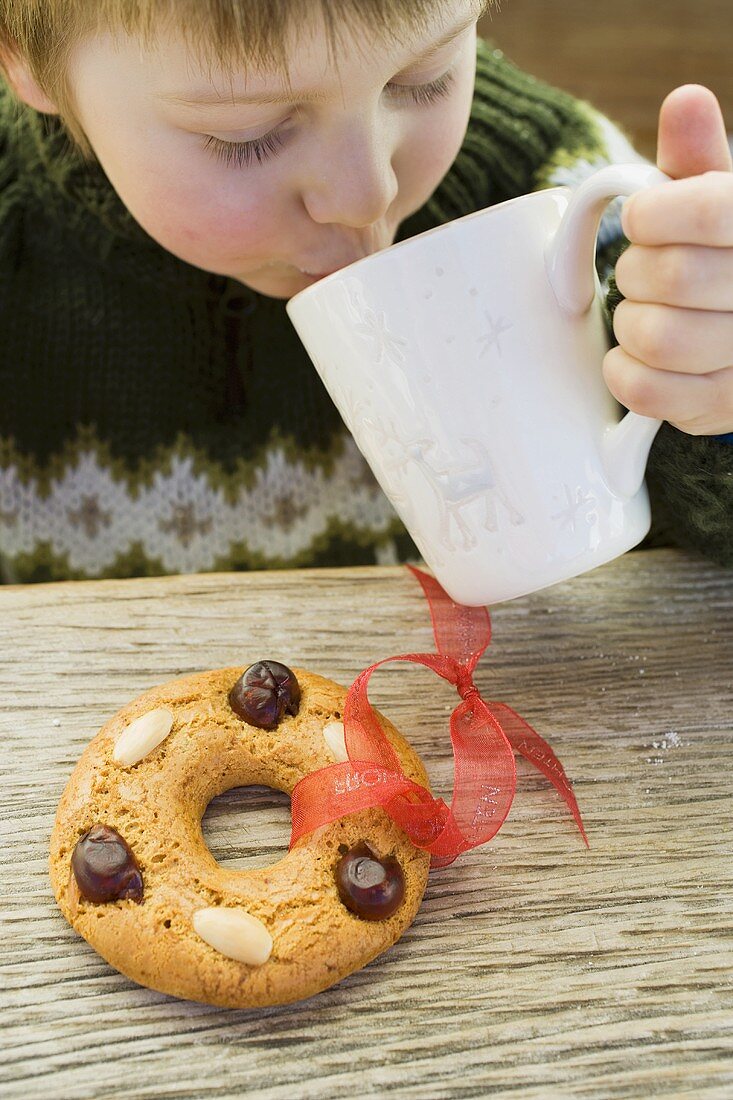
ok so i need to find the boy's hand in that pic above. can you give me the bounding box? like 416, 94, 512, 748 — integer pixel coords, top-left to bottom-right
604, 84, 733, 435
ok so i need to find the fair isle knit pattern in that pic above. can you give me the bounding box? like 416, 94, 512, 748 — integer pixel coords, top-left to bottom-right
0, 37, 731, 583
0, 428, 400, 577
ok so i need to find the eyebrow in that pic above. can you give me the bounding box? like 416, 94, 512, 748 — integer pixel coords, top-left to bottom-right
158, 13, 478, 108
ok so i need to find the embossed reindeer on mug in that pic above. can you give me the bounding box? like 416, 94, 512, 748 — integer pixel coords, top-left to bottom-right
287, 164, 670, 606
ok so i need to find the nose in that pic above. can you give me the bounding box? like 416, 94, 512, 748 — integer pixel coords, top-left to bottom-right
301, 114, 400, 228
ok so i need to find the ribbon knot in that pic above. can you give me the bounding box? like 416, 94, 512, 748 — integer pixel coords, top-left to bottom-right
289, 564, 588, 868
454, 666, 479, 702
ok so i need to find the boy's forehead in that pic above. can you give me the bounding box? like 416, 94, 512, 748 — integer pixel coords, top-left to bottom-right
113, 0, 480, 99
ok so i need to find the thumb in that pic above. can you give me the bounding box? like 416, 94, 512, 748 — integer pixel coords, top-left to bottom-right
656, 84, 733, 179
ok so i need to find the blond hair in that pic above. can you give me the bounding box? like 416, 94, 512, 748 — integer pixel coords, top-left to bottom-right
0, 0, 490, 158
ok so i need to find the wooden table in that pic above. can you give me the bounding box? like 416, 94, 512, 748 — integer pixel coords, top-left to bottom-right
2, 549, 732, 1098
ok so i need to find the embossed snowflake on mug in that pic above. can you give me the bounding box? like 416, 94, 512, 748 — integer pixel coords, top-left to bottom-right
352, 306, 408, 367
551, 484, 598, 533
477, 311, 513, 359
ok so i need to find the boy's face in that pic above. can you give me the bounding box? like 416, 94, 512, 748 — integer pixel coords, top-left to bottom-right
66, 1, 480, 298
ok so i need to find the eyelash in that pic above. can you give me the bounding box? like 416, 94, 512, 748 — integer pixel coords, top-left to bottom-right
203, 68, 458, 169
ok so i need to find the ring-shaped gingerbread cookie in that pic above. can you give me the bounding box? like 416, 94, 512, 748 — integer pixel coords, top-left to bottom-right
50, 661, 431, 1008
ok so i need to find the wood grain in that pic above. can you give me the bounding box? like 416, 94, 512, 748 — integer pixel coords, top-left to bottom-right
1, 550, 732, 1098
479, 0, 733, 160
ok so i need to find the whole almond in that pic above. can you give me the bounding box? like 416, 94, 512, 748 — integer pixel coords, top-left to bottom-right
323, 720, 348, 762
193, 907, 273, 966
113, 707, 174, 767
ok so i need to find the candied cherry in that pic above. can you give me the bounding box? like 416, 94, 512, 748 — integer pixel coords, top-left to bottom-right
71, 824, 143, 904
335, 841, 405, 920
228, 661, 301, 729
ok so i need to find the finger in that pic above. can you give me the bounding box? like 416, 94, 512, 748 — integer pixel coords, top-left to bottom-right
615, 243, 733, 311
603, 345, 733, 433
656, 85, 733, 179
621, 172, 733, 246
612, 299, 733, 373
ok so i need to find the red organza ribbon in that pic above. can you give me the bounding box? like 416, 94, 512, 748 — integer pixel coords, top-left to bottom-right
289, 565, 588, 867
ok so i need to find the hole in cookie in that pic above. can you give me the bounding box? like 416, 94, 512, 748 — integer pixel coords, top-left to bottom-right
201, 785, 292, 872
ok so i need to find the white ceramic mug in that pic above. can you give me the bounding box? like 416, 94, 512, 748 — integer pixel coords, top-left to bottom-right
287, 163, 670, 606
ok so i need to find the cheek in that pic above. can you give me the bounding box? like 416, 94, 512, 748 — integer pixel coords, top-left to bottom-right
410, 105, 469, 179
109, 145, 284, 270
398, 71, 475, 204
396, 103, 471, 210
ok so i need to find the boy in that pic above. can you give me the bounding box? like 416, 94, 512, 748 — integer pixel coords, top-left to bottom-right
0, 0, 730, 583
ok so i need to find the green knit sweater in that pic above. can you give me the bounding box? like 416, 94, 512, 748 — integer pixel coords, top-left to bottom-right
0, 38, 731, 583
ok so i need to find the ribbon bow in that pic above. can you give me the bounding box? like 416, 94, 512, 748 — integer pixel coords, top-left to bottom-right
290, 565, 588, 867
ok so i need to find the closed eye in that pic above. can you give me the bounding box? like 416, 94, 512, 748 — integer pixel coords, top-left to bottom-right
203, 68, 458, 169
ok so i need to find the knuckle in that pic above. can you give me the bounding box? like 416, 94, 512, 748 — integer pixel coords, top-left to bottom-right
634, 306, 675, 365
602, 348, 660, 417
614, 247, 641, 298
695, 172, 733, 242
615, 245, 691, 305
602, 348, 625, 397
622, 373, 662, 418
659, 246, 690, 300
611, 298, 629, 341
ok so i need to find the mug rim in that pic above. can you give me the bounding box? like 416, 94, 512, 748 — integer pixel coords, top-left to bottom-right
286, 184, 570, 309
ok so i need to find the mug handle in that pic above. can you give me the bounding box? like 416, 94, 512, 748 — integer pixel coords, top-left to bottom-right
546, 163, 671, 498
